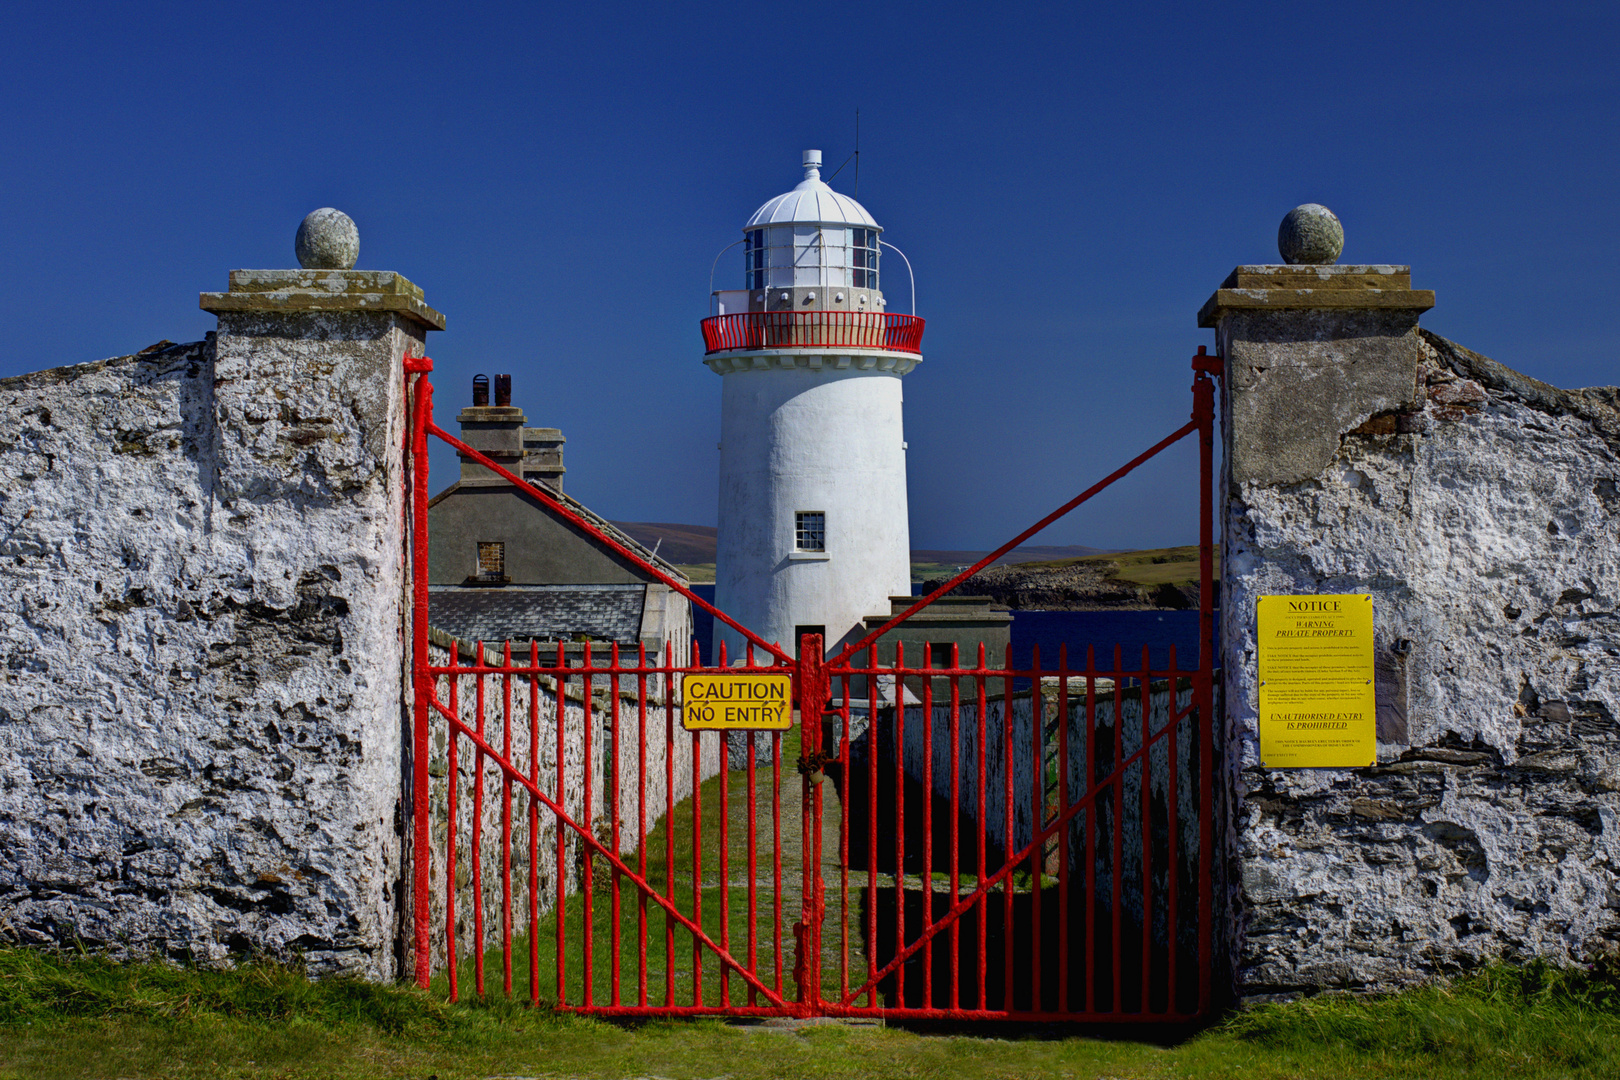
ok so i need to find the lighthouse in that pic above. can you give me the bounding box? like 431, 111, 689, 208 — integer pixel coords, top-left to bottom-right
704, 149, 925, 660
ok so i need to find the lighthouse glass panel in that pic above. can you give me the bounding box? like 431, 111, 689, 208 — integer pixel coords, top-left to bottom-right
792, 227, 822, 287
744, 229, 766, 290
852, 228, 879, 290
795, 511, 826, 552
767, 227, 795, 286
824, 228, 851, 286
748, 226, 872, 291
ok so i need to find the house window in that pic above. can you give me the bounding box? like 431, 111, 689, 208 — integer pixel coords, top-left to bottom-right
477, 541, 506, 582
795, 512, 825, 552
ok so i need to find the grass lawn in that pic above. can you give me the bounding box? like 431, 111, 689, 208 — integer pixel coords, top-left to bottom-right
6, 946, 1620, 1078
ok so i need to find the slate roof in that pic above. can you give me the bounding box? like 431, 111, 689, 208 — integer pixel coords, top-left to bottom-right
428, 584, 646, 645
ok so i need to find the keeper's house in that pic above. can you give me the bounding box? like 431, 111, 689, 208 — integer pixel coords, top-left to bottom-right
427, 374, 692, 662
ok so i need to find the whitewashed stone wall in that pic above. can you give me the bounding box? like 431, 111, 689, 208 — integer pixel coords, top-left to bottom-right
1223, 329, 1620, 996
426, 637, 721, 975
0, 307, 419, 978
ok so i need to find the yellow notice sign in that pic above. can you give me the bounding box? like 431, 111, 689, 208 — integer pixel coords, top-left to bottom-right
681, 674, 793, 731
1257, 594, 1376, 768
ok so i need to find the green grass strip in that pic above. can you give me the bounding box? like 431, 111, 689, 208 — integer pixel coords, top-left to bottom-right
5, 946, 1620, 1079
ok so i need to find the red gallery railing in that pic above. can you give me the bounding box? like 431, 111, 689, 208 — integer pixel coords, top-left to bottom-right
403, 348, 1221, 1021
700, 311, 926, 355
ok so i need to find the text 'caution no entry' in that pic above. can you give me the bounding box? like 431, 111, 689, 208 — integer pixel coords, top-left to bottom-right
681, 674, 793, 730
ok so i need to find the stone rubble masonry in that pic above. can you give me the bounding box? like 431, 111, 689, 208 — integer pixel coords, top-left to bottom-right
1205, 265, 1620, 999
0, 269, 440, 978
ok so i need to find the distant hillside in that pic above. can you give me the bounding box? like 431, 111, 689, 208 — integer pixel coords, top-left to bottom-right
608, 524, 1114, 571
609, 522, 717, 565
911, 545, 1115, 568
920, 545, 1219, 610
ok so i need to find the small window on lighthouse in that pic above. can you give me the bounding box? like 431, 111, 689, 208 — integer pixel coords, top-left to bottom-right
852, 229, 879, 290
794, 512, 826, 552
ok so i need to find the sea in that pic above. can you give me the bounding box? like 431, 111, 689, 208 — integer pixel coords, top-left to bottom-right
689, 584, 1215, 670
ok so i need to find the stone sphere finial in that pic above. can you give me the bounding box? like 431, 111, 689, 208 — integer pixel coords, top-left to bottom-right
1278, 204, 1344, 265
295, 208, 359, 270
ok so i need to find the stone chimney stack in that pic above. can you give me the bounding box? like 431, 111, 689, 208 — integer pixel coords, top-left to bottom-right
454, 374, 566, 492
455, 372, 526, 485
522, 427, 566, 492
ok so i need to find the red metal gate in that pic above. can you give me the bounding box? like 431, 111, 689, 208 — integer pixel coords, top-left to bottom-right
405, 350, 1220, 1021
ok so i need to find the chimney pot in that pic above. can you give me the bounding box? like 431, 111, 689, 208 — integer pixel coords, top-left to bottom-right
472, 374, 489, 407
494, 373, 512, 407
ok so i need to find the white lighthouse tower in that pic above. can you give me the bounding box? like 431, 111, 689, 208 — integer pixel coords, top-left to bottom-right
705, 149, 924, 660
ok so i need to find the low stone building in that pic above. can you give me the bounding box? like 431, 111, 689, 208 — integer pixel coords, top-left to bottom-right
426, 376, 692, 666
856, 594, 1013, 668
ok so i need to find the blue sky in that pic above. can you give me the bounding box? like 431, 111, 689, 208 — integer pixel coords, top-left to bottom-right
4, 2, 1615, 550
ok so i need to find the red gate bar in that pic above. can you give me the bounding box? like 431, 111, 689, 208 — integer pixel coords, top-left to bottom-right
405, 351, 1221, 1021
818, 642, 1203, 1020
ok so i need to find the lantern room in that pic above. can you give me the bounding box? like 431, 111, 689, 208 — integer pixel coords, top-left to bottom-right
712, 150, 904, 317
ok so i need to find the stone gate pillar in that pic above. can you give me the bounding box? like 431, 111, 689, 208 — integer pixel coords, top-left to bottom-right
1204, 208, 1620, 1002
1199, 206, 1436, 996
195, 213, 444, 978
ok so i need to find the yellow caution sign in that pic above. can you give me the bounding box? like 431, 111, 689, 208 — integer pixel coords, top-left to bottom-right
681, 673, 793, 731
1257, 594, 1376, 768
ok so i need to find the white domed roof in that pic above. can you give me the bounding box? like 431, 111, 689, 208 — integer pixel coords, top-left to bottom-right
744, 150, 880, 231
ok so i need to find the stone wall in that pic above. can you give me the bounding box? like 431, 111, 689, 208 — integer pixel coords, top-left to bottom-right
0, 302, 421, 977
1222, 327, 1620, 996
